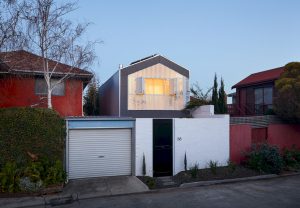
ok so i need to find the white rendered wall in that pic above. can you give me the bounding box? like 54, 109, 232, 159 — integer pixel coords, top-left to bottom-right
192, 105, 214, 117
135, 119, 153, 177
174, 116, 229, 175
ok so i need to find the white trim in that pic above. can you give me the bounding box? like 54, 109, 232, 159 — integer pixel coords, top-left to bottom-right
65, 117, 135, 121
68, 127, 133, 130
65, 120, 69, 182
173, 118, 175, 176
119, 70, 121, 117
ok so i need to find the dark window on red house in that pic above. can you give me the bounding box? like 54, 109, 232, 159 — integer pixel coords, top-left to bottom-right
254, 87, 273, 114
35, 78, 65, 96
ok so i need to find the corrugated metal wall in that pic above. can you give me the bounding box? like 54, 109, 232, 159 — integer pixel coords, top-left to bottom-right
68, 129, 132, 179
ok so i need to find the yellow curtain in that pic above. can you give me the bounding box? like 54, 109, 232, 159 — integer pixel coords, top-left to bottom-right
145, 78, 169, 95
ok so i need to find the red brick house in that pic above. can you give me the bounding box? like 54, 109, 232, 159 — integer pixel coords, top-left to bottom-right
0, 50, 93, 117
228, 67, 284, 116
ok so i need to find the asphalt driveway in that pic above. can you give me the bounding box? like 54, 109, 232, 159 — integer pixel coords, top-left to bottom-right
36, 175, 300, 208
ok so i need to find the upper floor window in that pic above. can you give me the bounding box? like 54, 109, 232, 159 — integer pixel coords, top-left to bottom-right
135, 77, 178, 95
254, 86, 273, 114
35, 78, 65, 96
145, 78, 170, 95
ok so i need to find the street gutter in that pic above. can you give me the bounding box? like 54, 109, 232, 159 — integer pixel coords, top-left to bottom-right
1, 172, 300, 208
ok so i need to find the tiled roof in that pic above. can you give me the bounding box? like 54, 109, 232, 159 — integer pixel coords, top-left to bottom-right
232, 67, 284, 88
0, 50, 93, 79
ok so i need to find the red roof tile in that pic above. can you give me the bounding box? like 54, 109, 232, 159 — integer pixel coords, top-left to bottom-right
0, 50, 93, 79
232, 67, 284, 89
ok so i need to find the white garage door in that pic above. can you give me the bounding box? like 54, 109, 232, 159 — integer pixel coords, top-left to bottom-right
68, 129, 132, 179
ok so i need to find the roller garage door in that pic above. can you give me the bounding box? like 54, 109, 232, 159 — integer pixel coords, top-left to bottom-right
68, 129, 132, 179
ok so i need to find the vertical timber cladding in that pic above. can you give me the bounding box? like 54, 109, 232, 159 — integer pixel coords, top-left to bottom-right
67, 118, 134, 179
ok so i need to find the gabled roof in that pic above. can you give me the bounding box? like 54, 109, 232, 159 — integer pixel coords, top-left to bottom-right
0, 50, 93, 80
232, 67, 284, 89
121, 54, 189, 78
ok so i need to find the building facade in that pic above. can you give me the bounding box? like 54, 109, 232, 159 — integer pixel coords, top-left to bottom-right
100, 54, 190, 118
228, 67, 284, 116
0, 50, 93, 117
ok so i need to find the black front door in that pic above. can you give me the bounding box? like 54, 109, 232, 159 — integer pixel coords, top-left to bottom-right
153, 119, 173, 177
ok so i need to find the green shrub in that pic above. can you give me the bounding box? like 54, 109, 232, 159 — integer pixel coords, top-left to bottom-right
23, 161, 44, 183
0, 107, 65, 168
264, 109, 276, 115
283, 146, 300, 168
227, 160, 237, 173
209, 160, 218, 175
0, 159, 66, 192
44, 160, 66, 186
246, 143, 283, 174
142, 176, 156, 189
0, 162, 21, 193
0, 108, 66, 193
19, 177, 43, 193
189, 163, 199, 178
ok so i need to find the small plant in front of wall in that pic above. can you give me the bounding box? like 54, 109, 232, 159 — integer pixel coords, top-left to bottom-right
209, 160, 218, 175
142, 153, 146, 176
189, 163, 199, 178
227, 160, 237, 173
184, 152, 187, 172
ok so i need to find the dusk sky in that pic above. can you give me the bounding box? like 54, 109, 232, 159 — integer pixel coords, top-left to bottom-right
70, 0, 300, 93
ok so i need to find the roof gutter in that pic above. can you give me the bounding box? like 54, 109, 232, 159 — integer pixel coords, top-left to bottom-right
232, 79, 278, 89
1, 69, 93, 80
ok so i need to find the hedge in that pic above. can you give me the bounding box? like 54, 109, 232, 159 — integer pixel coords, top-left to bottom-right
0, 108, 65, 168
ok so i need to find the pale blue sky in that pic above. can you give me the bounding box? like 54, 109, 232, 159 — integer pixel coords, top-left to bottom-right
70, 0, 300, 93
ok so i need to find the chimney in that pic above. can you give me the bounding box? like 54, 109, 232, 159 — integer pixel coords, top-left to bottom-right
119, 64, 123, 70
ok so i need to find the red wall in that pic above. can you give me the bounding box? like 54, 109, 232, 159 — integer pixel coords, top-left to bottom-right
252, 128, 267, 144
268, 124, 300, 149
230, 124, 300, 164
230, 124, 252, 164
0, 76, 83, 117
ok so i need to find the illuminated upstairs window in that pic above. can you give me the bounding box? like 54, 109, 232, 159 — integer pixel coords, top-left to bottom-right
144, 78, 170, 95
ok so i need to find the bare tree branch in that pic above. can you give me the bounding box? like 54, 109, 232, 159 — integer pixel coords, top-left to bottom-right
21, 0, 97, 109
0, 0, 28, 51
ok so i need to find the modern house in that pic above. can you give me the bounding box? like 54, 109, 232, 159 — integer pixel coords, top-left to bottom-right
228, 67, 284, 116
65, 114, 229, 179
0, 50, 93, 117
99, 54, 190, 118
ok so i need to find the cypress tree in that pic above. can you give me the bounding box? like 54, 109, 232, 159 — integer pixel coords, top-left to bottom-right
218, 77, 227, 114
83, 78, 100, 116
184, 151, 187, 172
212, 73, 219, 113
142, 153, 146, 176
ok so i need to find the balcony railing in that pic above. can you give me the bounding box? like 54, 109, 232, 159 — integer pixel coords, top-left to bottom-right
227, 104, 237, 115
227, 104, 273, 116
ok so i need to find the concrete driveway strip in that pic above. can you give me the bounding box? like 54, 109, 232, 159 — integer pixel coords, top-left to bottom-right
35, 175, 300, 208
0, 176, 149, 208
61, 176, 149, 199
